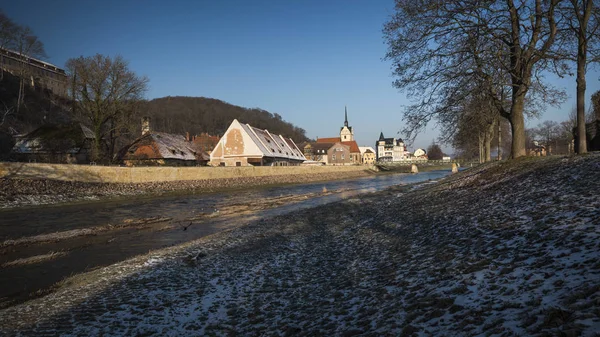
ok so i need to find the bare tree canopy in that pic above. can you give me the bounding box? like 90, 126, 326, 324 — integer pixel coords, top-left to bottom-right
426, 142, 444, 160
384, 0, 566, 159
66, 54, 148, 161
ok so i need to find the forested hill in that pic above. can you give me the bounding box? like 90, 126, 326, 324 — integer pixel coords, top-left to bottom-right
140, 96, 310, 142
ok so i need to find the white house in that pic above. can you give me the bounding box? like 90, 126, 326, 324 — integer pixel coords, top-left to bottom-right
210, 119, 306, 166
376, 132, 408, 162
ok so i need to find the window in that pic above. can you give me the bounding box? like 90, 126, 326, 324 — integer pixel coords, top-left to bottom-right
332, 154, 336, 160
236, 162, 241, 166
341, 154, 345, 160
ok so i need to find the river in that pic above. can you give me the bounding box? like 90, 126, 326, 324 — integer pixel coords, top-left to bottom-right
0, 170, 451, 307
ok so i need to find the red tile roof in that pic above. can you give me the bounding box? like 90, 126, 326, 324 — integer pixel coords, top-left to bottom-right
316, 137, 340, 144
341, 141, 360, 153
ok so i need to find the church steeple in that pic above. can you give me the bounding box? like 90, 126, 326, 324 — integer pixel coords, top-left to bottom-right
344, 106, 348, 127
340, 106, 354, 141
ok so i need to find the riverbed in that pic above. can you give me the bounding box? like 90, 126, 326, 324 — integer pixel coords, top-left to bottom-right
0, 170, 450, 307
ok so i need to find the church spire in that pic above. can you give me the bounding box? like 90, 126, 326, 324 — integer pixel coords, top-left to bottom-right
344, 106, 348, 127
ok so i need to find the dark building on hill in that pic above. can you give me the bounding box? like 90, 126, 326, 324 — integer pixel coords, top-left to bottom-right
0, 48, 68, 97
117, 118, 209, 166
11, 122, 95, 163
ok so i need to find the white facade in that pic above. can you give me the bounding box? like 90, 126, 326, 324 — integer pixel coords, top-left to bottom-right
210, 119, 306, 166
376, 133, 408, 162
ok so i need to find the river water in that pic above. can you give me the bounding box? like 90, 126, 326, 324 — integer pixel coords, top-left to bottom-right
0, 170, 451, 306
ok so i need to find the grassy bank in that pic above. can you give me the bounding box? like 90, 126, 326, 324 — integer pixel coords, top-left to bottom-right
1, 154, 598, 335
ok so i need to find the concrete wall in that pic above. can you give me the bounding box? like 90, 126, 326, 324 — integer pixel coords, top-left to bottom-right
0, 162, 373, 183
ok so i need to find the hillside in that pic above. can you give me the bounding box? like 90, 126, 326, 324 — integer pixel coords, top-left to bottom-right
140, 96, 310, 142
1, 154, 599, 335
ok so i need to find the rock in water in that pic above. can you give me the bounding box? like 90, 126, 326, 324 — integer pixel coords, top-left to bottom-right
452, 162, 458, 173
411, 164, 419, 173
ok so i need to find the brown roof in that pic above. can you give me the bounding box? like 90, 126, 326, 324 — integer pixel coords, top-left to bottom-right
341, 141, 360, 153
310, 142, 335, 152
316, 137, 340, 143
317, 137, 359, 153
119, 132, 201, 162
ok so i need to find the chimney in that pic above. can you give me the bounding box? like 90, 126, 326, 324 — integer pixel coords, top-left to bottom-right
141, 117, 151, 136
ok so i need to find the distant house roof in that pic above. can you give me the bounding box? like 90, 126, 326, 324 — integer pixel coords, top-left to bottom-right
311, 142, 335, 152
341, 140, 360, 153
316, 137, 340, 144
211, 119, 306, 161
317, 137, 359, 153
119, 132, 204, 162
12, 122, 94, 154
378, 133, 404, 146
192, 133, 220, 151
359, 146, 375, 154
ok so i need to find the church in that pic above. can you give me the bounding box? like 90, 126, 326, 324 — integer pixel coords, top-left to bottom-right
315, 107, 362, 164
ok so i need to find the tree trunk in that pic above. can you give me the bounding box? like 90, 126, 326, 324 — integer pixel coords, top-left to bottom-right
576, 34, 588, 154
484, 121, 495, 162
93, 124, 103, 162
478, 133, 484, 163
509, 94, 527, 158
497, 118, 502, 161
17, 78, 24, 113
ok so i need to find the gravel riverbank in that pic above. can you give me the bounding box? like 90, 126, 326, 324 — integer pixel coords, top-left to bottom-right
0, 170, 373, 209
1, 154, 599, 336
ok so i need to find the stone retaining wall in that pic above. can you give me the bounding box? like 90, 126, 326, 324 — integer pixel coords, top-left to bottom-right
0, 162, 375, 183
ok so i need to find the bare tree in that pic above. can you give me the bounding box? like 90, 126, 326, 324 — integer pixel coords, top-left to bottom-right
12, 25, 46, 112
384, 0, 565, 159
66, 54, 148, 161
427, 142, 444, 160
561, 0, 600, 154
534, 120, 560, 155
0, 11, 18, 81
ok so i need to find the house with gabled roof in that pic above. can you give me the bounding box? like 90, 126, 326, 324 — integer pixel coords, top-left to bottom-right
209, 119, 306, 166
11, 122, 95, 163
117, 117, 209, 166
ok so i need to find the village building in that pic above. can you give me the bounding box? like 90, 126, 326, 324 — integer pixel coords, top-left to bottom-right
209, 119, 306, 166
359, 146, 376, 165
302, 142, 352, 165
11, 122, 95, 164
376, 132, 408, 162
1, 48, 68, 97
192, 132, 220, 152
316, 107, 361, 164
413, 148, 427, 159
117, 118, 209, 166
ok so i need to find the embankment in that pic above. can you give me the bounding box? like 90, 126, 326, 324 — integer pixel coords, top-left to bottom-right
0, 163, 377, 209
1, 154, 599, 335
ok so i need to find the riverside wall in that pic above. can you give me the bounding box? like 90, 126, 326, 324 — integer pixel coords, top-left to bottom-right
0, 162, 375, 183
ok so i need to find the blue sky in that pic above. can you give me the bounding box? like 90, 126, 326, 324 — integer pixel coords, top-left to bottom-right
3, 1, 599, 153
